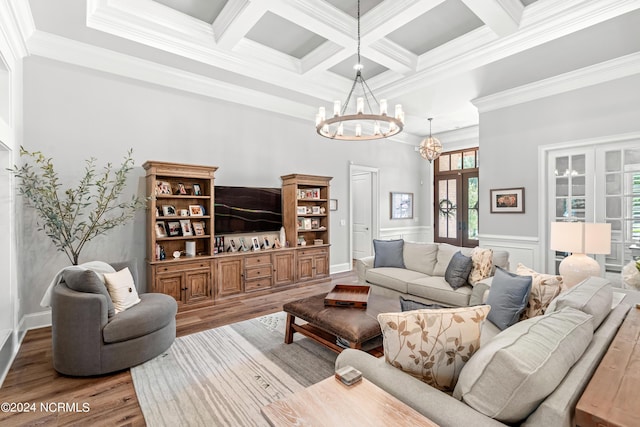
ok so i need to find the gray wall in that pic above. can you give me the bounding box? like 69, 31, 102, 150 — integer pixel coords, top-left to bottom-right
20, 56, 428, 316
479, 73, 640, 239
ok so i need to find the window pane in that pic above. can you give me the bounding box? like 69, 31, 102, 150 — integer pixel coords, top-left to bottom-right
467, 177, 478, 239
572, 154, 585, 175
606, 174, 621, 195
556, 177, 568, 196
606, 151, 621, 172
438, 179, 457, 239
572, 176, 585, 196
556, 198, 568, 218
463, 151, 476, 169
606, 196, 621, 218
439, 155, 450, 172
450, 153, 462, 170
555, 157, 569, 176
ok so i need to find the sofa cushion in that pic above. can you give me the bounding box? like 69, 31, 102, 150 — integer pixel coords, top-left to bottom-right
103, 293, 177, 343
516, 263, 564, 320
402, 242, 438, 275
453, 307, 594, 424
373, 239, 405, 268
445, 252, 473, 289
378, 305, 490, 392
546, 276, 612, 330
62, 269, 116, 318
408, 277, 473, 307
485, 267, 532, 330
366, 268, 426, 294
491, 250, 510, 271
104, 268, 141, 314
433, 243, 461, 276
399, 296, 446, 311
469, 248, 493, 286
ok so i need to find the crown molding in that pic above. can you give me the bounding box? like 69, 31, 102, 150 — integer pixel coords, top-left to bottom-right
473, 51, 640, 112
365, 38, 416, 74
0, 0, 32, 60
435, 125, 479, 144
27, 31, 317, 121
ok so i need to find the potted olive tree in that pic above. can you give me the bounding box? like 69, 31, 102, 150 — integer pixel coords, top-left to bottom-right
11, 147, 147, 265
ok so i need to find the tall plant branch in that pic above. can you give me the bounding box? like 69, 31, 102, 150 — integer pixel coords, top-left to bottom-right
10, 147, 147, 265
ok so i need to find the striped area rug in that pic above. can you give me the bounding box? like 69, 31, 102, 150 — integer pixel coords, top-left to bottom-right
131, 312, 336, 426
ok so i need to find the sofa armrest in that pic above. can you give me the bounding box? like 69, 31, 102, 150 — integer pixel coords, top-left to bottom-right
336, 349, 505, 427
469, 277, 493, 306
356, 256, 375, 283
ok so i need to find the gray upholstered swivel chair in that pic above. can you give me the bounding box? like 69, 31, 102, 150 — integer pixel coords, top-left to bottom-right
51, 260, 177, 376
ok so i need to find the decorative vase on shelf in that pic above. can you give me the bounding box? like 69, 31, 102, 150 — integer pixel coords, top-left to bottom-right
279, 226, 286, 248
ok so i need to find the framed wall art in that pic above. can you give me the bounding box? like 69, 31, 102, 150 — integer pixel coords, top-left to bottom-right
390, 192, 413, 219
490, 187, 525, 213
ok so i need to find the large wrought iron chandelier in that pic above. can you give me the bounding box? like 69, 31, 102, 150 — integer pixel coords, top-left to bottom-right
315, 0, 404, 141
419, 117, 443, 163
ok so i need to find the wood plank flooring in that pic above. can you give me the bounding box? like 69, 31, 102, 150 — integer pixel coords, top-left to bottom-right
0, 273, 356, 426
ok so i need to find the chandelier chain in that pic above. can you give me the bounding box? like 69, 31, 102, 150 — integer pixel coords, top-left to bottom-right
357, 0, 361, 66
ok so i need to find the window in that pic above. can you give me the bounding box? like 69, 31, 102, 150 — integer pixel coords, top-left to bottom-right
434, 148, 479, 247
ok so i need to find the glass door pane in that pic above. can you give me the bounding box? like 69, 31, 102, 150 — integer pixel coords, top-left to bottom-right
437, 178, 457, 241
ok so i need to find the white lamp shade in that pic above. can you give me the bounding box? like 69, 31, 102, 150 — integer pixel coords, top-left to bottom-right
584, 223, 611, 254
550, 222, 611, 255
549, 222, 584, 253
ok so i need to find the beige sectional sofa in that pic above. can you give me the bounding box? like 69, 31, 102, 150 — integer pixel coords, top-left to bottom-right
336, 277, 629, 427
356, 241, 510, 307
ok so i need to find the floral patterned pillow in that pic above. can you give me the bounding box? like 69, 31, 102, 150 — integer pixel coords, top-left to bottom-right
378, 305, 491, 392
468, 247, 493, 285
516, 263, 564, 320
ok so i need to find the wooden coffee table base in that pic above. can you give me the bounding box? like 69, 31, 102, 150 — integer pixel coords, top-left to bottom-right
261, 377, 439, 427
284, 313, 380, 354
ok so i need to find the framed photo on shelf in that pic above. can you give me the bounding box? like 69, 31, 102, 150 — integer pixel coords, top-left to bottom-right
155, 207, 161, 217
228, 239, 237, 252
176, 183, 188, 195
189, 205, 204, 216
329, 199, 338, 211
251, 237, 261, 251
239, 237, 248, 251
155, 221, 167, 238
167, 221, 181, 237
297, 206, 307, 215
390, 192, 413, 219
303, 218, 312, 230
262, 236, 271, 249
179, 219, 193, 236
155, 181, 171, 195
192, 184, 202, 196
490, 187, 525, 213
312, 206, 321, 214
162, 205, 176, 216
192, 221, 205, 236
310, 218, 320, 229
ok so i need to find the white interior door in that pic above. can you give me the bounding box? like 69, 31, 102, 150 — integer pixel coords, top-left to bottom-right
352, 172, 373, 260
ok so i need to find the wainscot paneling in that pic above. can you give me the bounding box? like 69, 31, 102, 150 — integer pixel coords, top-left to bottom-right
379, 226, 432, 243
478, 234, 542, 272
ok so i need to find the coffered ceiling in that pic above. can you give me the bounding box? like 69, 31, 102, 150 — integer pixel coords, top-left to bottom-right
15, 0, 640, 144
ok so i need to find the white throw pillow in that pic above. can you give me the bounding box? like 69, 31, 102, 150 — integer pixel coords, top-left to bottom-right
104, 267, 141, 314
378, 305, 490, 392
516, 263, 563, 320
453, 307, 593, 423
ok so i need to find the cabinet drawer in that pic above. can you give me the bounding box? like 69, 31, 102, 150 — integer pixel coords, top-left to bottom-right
245, 277, 272, 291
297, 248, 328, 257
245, 255, 271, 267
245, 265, 273, 280
156, 260, 210, 274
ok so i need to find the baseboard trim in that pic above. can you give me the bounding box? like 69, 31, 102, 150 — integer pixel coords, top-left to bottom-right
330, 263, 351, 274
20, 310, 52, 332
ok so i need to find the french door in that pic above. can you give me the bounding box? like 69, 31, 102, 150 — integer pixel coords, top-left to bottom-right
434, 148, 479, 248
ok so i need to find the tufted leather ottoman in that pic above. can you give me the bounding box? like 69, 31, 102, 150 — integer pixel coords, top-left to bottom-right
283, 292, 400, 355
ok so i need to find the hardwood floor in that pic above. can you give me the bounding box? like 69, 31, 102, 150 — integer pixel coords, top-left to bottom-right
0, 273, 356, 426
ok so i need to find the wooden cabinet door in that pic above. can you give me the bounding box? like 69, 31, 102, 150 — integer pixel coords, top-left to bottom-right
273, 251, 294, 286
313, 252, 329, 278
215, 258, 243, 298
155, 272, 184, 303
185, 269, 210, 304
297, 254, 314, 281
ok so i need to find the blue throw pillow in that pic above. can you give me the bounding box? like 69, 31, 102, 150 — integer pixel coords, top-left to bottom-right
444, 251, 473, 290
373, 239, 405, 268
486, 267, 533, 330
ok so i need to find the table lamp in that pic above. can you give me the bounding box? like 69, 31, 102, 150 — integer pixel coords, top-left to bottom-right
549, 222, 611, 288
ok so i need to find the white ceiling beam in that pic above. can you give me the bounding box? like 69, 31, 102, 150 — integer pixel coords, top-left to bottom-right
363, 38, 417, 75
267, 0, 354, 47
300, 41, 349, 75
213, 0, 268, 50
360, 0, 446, 43
460, 0, 524, 37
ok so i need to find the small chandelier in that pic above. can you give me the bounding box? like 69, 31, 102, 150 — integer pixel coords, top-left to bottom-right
419, 118, 443, 163
315, 0, 404, 141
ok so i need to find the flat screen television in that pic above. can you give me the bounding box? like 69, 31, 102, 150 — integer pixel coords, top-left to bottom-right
214, 186, 282, 234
